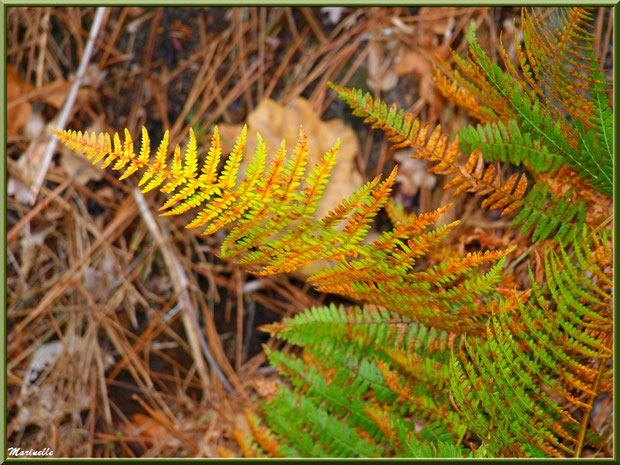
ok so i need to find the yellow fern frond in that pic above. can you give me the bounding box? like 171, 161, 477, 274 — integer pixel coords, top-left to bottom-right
55, 124, 512, 334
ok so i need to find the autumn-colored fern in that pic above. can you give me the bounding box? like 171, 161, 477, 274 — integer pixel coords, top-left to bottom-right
53, 5, 612, 460
327, 5, 612, 459
53, 124, 513, 334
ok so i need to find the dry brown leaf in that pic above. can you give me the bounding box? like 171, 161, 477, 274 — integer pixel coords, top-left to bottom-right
233, 411, 252, 437
395, 50, 429, 77
395, 48, 446, 116
19, 225, 53, 278
37, 79, 70, 109
13, 338, 102, 430
128, 413, 176, 444
7, 114, 48, 204
251, 378, 279, 399
7, 65, 34, 136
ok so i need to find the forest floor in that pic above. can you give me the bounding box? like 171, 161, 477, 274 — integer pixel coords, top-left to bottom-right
6, 6, 614, 458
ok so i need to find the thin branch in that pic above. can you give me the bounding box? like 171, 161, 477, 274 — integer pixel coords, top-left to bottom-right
29, 6, 106, 205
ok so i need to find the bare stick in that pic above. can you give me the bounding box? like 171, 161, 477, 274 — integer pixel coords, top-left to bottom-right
29, 6, 107, 205
133, 189, 235, 397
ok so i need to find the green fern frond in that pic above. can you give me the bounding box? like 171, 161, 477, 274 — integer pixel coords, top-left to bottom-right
262, 307, 469, 456
329, 84, 592, 243
519, 8, 608, 124
263, 304, 454, 376
510, 183, 587, 243
451, 228, 611, 457
262, 383, 381, 457
439, 12, 613, 195
458, 120, 564, 173
364, 404, 468, 458
265, 348, 384, 444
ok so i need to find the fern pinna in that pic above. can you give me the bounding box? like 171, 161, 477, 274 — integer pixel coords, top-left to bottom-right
53, 6, 611, 459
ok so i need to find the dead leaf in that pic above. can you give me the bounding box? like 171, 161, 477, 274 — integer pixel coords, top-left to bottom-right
395, 47, 447, 118
251, 378, 279, 399
19, 225, 53, 278
233, 411, 251, 437
128, 413, 176, 445
13, 338, 97, 429
395, 50, 429, 77
7, 65, 34, 136
534, 249, 545, 284
37, 79, 70, 109
7, 113, 49, 204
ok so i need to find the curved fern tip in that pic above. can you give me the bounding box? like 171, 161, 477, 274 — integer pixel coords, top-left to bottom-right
327, 81, 342, 92
297, 125, 307, 139
466, 20, 477, 37
387, 165, 399, 178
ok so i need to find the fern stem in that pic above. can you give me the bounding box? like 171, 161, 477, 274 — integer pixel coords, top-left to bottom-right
505, 240, 542, 275
574, 339, 610, 457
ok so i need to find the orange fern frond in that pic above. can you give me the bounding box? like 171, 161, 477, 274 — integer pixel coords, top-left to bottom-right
55, 124, 513, 335
330, 84, 594, 243
245, 410, 282, 458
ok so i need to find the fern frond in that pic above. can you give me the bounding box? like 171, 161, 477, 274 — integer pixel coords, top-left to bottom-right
52, 126, 390, 274
458, 120, 564, 173
364, 404, 467, 458
263, 304, 453, 367
330, 85, 592, 243
265, 348, 383, 443
434, 11, 612, 195
55, 123, 513, 333
519, 8, 607, 125
262, 383, 381, 458
261, 306, 468, 456
451, 228, 611, 457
